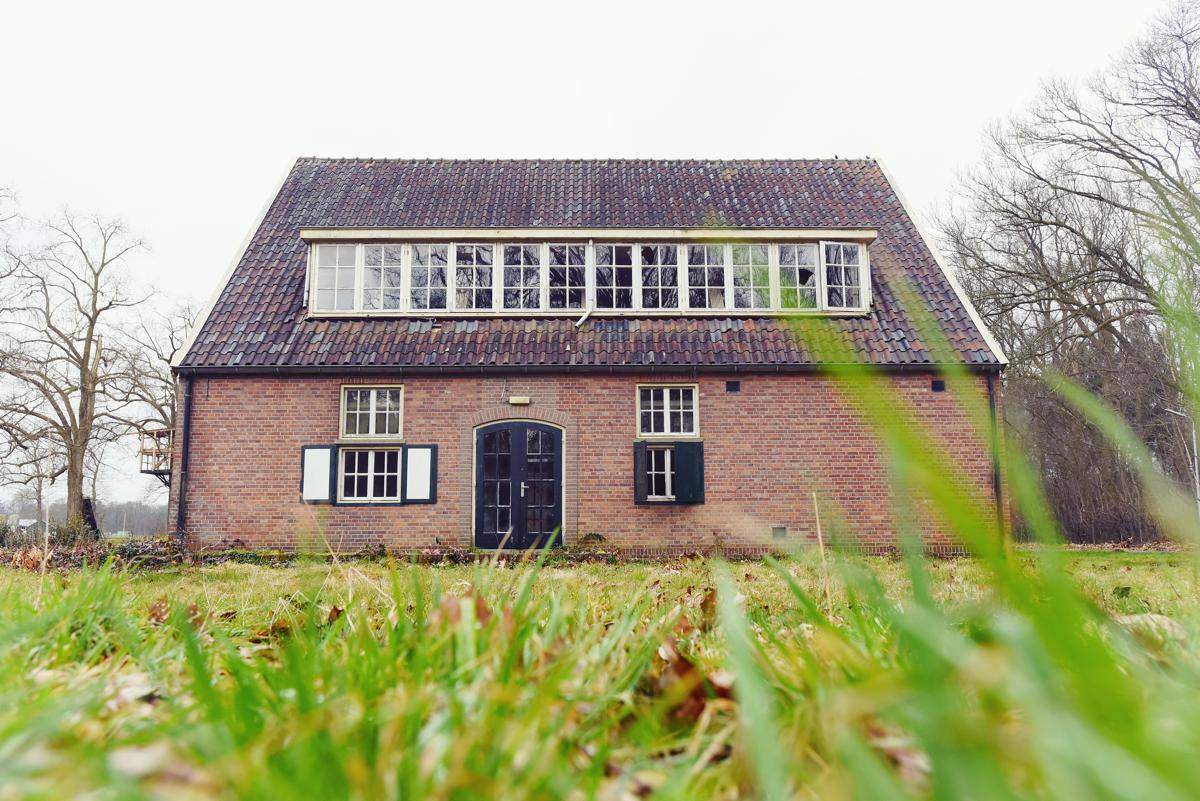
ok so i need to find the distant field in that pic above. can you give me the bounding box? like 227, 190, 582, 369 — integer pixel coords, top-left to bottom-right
0, 550, 1197, 799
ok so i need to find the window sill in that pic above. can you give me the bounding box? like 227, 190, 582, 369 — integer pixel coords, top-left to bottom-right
335, 499, 404, 506
305, 308, 872, 320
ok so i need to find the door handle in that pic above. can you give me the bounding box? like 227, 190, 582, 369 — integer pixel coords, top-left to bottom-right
520, 481, 529, 497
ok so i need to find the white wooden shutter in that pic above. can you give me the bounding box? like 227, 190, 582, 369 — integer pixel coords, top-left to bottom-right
402, 445, 437, 503
301, 446, 336, 503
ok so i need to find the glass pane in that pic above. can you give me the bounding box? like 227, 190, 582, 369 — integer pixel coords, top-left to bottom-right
318, 245, 338, 267
363, 246, 382, 266
316, 265, 336, 289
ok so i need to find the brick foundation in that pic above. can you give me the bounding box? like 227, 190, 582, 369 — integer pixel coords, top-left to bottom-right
168, 371, 1004, 555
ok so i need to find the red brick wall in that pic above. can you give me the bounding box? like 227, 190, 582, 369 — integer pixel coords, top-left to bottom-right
167, 371, 1004, 555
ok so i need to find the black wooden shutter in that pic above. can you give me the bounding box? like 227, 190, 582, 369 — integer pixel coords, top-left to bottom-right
633, 441, 649, 504
673, 441, 705, 504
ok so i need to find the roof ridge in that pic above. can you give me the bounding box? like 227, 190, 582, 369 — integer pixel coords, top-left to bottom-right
293, 156, 879, 165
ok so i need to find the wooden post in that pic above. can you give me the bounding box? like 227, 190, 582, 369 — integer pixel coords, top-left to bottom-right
813, 492, 833, 614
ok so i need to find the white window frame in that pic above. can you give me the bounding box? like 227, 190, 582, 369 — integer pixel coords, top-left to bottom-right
362, 244, 406, 311
409, 244, 450, 311
338, 447, 403, 503
778, 243, 821, 311
452, 243, 495, 311
312, 243, 359, 312
646, 445, 675, 501
819, 241, 869, 311
594, 243, 636, 310
547, 242, 588, 310
637, 244, 681, 310
730, 244, 772, 310
636, 383, 700, 438
501, 243, 543, 311
307, 240, 870, 317
339, 385, 405, 440
684, 244, 727, 310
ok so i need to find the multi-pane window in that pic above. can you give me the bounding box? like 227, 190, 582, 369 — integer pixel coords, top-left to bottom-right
824, 243, 862, 308
363, 245, 404, 311
779, 244, 818, 309
314, 244, 357, 311
640, 245, 679, 309
503, 244, 541, 310
686, 245, 726, 309
595, 245, 634, 309
312, 240, 868, 314
342, 386, 403, 439
646, 446, 675, 500
455, 244, 494, 310
411, 245, 449, 310
341, 449, 400, 502
638, 385, 698, 436
548, 244, 586, 309
731, 245, 770, 309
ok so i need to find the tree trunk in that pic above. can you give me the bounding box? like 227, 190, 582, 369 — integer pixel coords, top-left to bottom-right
65, 446, 85, 524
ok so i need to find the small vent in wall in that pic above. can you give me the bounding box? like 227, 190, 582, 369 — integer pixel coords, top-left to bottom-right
726, 380, 741, 393
931, 379, 946, 392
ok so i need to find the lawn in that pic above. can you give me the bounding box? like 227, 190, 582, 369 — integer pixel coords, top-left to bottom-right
1, 549, 1198, 799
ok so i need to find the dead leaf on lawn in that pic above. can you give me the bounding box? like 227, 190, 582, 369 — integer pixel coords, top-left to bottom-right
866, 720, 930, 789
653, 638, 734, 722
325, 605, 344, 625
250, 617, 292, 642
147, 596, 170, 625
698, 588, 718, 631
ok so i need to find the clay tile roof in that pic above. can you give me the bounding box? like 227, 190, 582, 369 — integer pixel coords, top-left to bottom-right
178, 158, 1001, 371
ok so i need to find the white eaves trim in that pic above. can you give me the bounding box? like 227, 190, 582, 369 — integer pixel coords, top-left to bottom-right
300, 226, 878, 242
873, 158, 1008, 366
171, 163, 296, 369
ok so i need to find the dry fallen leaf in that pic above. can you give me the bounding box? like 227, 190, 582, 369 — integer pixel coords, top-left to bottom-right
866, 720, 930, 788
653, 638, 734, 722
147, 596, 169, 625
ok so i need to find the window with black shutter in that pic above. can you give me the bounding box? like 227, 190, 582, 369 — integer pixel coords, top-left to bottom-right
633, 440, 704, 505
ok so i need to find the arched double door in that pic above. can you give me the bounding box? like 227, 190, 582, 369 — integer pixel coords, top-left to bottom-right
474, 421, 562, 549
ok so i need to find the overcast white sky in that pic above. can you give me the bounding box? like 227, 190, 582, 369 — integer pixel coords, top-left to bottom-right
0, 0, 1168, 507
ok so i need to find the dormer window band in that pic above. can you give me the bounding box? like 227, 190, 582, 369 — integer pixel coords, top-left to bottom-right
306, 240, 871, 316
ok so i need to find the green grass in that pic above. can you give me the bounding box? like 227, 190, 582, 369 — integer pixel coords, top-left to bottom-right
0, 549, 1197, 800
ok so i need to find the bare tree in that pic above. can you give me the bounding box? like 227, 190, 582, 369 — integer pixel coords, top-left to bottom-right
940, 1, 1200, 541
112, 301, 196, 432
0, 212, 148, 526
0, 435, 63, 535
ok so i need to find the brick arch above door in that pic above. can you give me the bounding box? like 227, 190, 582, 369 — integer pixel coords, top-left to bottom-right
459, 406, 579, 546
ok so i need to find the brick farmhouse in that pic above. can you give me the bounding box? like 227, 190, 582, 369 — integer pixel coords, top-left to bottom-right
167, 159, 1007, 555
